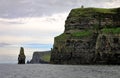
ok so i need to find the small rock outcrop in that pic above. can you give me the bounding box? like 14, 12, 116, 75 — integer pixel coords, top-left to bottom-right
30, 51, 51, 64
50, 7, 120, 64
18, 47, 26, 64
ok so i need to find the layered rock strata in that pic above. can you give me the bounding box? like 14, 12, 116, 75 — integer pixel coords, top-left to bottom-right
50, 7, 120, 64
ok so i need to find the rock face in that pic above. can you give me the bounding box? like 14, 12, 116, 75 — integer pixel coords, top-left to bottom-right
30, 51, 51, 64
18, 47, 26, 64
95, 34, 120, 64
50, 7, 120, 64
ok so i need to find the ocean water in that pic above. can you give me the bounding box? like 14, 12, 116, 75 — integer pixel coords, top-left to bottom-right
0, 64, 120, 78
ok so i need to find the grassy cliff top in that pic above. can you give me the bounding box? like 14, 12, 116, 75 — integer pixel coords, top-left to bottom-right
69, 7, 118, 17
56, 7, 120, 41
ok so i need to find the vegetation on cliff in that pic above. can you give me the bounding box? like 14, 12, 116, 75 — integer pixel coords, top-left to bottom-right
50, 7, 120, 65
71, 30, 93, 38
69, 8, 115, 17
101, 27, 120, 34
42, 53, 51, 62
30, 51, 51, 64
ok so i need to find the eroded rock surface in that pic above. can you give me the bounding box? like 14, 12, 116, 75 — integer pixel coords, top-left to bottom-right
50, 7, 120, 64
18, 47, 26, 64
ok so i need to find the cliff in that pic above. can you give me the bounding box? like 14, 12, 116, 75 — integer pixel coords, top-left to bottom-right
50, 7, 120, 64
30, 51, 51, 64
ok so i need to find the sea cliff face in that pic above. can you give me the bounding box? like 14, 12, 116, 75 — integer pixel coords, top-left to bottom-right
50, 7, 120, 64
30, 51, 51, 64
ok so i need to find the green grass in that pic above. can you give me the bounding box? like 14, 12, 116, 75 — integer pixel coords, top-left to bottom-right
93, 8, 115, 13
71, 30, 93, 37
55, 33, 70, 41
101, 27, 120, 34
42, 54, 51, 62
55, 30, 93, 40
69, 8, 116, 17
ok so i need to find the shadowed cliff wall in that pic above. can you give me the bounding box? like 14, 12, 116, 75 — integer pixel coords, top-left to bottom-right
50, 7, 120, 64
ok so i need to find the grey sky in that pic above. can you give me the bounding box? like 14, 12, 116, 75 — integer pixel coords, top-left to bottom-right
0, 0, 119, 46
0, 0, 119, 18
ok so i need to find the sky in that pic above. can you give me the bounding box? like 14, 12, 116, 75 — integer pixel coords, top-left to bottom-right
0, 0, 120, 63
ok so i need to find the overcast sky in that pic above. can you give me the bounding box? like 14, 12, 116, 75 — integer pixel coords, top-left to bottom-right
0, 0, 120, 45
0, 0, 120, 18
0, 0, 120, 63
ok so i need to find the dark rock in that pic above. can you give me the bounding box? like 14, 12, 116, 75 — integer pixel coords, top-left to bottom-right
95, 34, 120, 64
18, 47, 26, 64
27, 60, 30, 64
50, 7, 120, 65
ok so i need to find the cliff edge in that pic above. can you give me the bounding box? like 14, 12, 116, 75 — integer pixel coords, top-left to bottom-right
50, 7, 120, 64
30, 51, 51, 64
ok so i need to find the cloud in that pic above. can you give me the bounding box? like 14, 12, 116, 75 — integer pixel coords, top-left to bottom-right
0, 0, 119, 48
0, 13, 68, 46
0, 18, 25, 24
0, 0, 119, 47
0, 0, 119, 18
0, 42, 11, 47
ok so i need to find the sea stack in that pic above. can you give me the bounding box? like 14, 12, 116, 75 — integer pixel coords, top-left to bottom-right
18, 47, 26, 64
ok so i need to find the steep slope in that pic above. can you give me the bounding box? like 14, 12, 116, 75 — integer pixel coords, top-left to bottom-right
30, 51, 51, 64
50, 7, 120, 64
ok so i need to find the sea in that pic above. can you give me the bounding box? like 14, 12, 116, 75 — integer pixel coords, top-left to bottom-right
0, 64, 120, 78
0, 45, 120, 78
